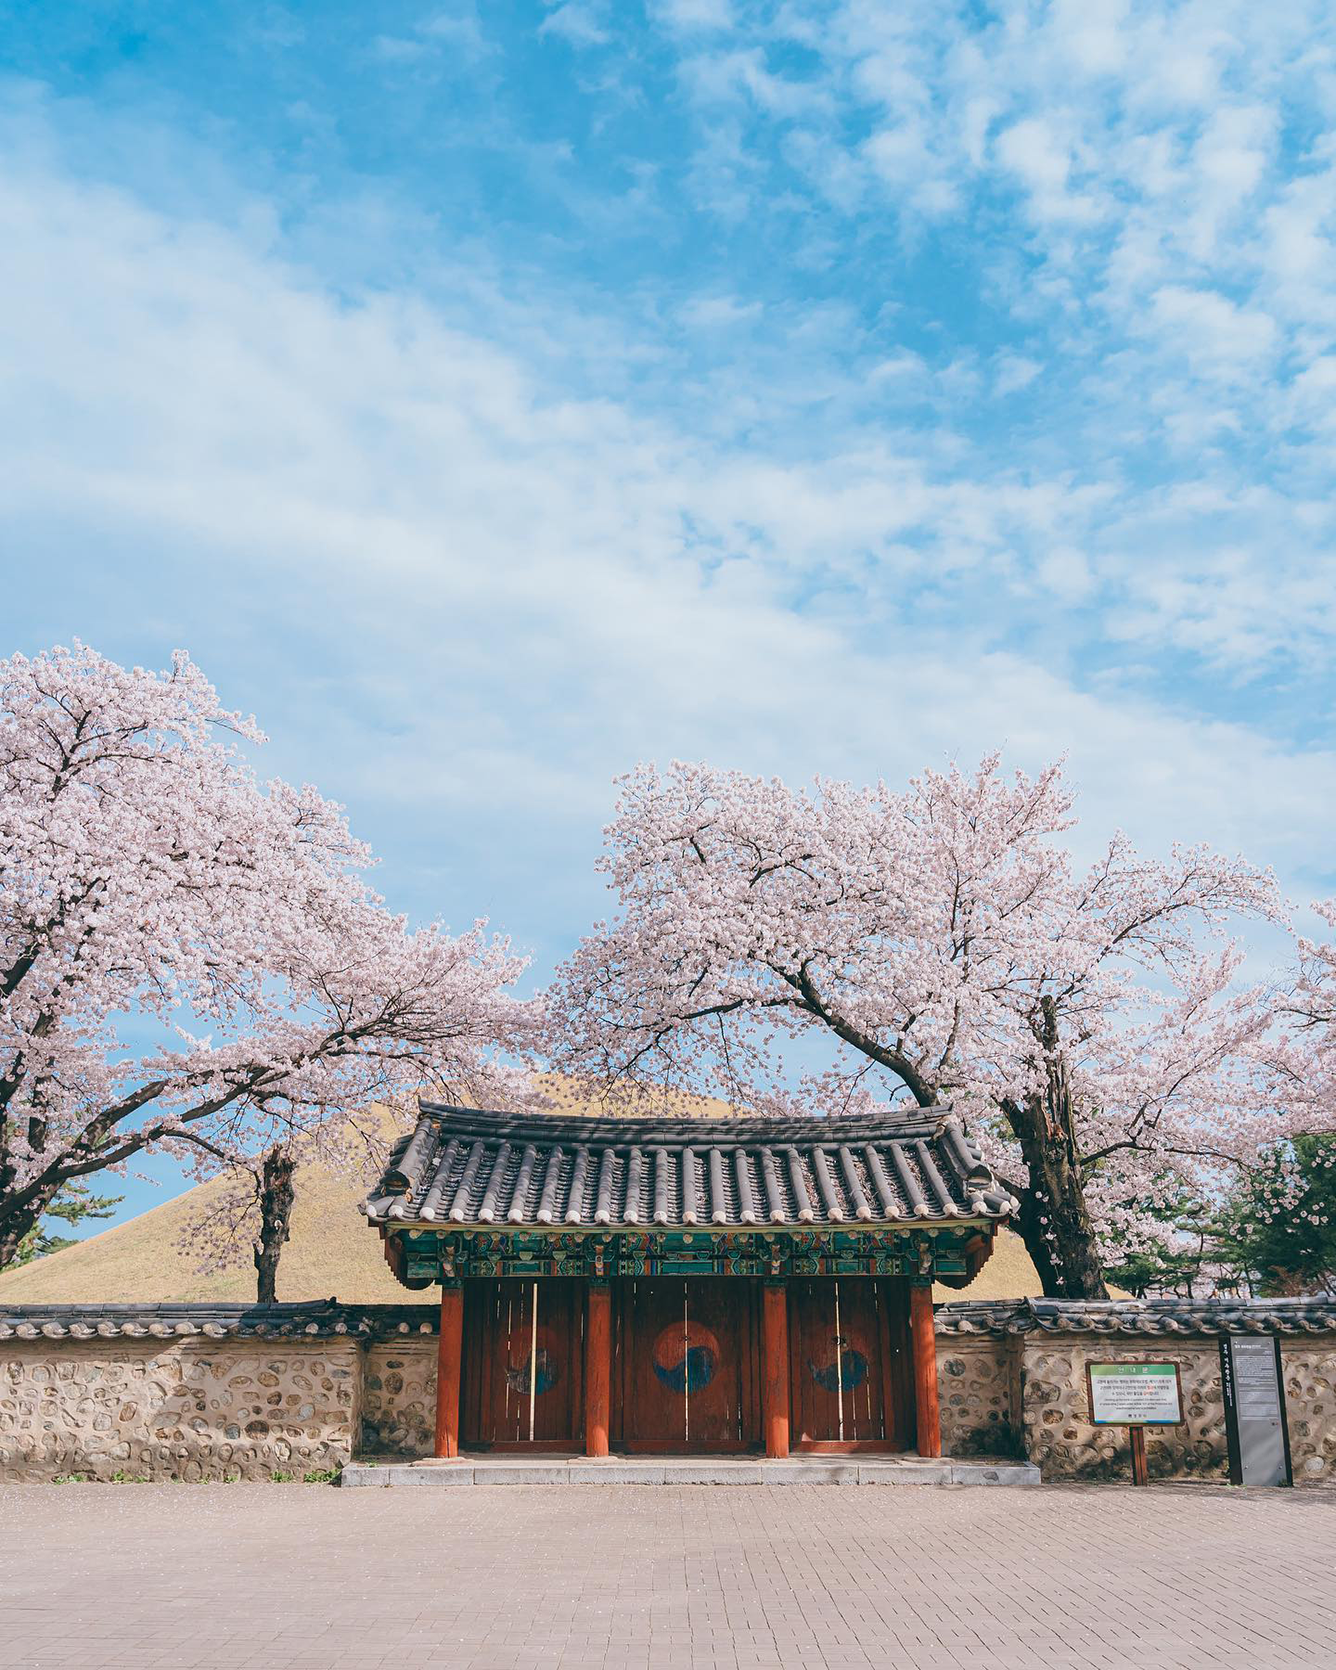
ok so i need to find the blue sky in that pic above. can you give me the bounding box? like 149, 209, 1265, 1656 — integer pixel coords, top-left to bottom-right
3, 2, 1335, 1230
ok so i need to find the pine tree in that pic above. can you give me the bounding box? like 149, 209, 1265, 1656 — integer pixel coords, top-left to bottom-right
1213, 1137, 1336, 1297
11, 1180, 121, 1266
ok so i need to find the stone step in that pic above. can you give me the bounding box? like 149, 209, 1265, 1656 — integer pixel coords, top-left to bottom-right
341, 1454, 1040, 1487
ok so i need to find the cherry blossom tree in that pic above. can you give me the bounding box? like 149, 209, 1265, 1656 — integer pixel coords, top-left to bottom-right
0, 643, 536, 1277
550, 758, 1292, 1298
177, 1102, 418, 1302
1275, 899, 1336, 1127
174, 1128, 324, 1303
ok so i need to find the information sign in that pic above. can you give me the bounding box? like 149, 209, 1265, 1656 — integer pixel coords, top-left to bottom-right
1085, 1360, 1183, 1427
1220, 1335, 1291, 1487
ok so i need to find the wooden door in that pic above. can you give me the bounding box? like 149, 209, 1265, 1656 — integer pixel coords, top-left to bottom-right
461, 1277, 584, 1450
613, 1277, 760, 1453
788, 1277, 912, 1452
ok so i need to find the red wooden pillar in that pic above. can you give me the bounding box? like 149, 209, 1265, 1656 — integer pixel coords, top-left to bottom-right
434, 1283, 464, 1459
909, 1282, 941, 1458
761, 1279, 790, 1459
585, 1280, 612, 1458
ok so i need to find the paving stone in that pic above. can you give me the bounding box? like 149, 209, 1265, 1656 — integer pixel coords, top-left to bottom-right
469, 1464, 574, 1485
857, 1460, 952, 1484
343, 1454, 1034, 1488
396, 1464, 478, 1486
3, 1480, 1334, 1669
949, 1460, 1041, 1487
338, 1464, 389, 1488
658, 1462, 767, 1486
758, 1461, 860, 1485
567, 1463, 667, 1484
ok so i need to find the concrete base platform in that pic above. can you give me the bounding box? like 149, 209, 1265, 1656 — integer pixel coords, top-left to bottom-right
341, 1454, 1039, 1488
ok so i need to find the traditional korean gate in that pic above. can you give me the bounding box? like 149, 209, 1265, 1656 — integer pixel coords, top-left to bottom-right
788, 1277, 914, 1452
613, 1277, 761, 1452
461, 1277, 584, 1450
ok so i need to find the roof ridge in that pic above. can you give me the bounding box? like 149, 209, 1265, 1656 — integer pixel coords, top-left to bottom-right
415, 1099, 954, 1141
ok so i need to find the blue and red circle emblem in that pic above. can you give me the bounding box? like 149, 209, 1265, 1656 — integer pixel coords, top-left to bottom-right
652, 1321, 719, 1393
505, 1327, 561, 1396
808, 1333, 869, 1394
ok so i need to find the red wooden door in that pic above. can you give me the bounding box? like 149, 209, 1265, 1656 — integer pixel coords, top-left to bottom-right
788, 1277, 912, 1452
461, 1278, 584, 1450
613, 1277, 760, 1453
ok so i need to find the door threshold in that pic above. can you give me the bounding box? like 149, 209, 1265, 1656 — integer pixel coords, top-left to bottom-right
346, 1454, 1039, 1488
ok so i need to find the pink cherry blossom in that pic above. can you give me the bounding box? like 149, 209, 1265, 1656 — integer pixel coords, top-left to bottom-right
550, 757, 1299, 1296
1267, 898, 1336, 1135
0, 643, 536, 1270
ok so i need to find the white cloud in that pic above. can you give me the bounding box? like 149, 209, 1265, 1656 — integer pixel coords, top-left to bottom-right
665, 1, 1331, 375
864, 122, 927, 183
993, 352, 1041, 395
680, 49, 830, 118
419, 4, 490, 56
995, 118, 1103, 225
864, 122, 959, 216
651, 0, 733, 30
372, 35, 432, 63
538, 3, 609, 48
1035, 547, 1095, 603
1147, 286, 1278, 367
1046, 0, 1130, 76
678, 293, 761, 329
1193, 105, 1274, 206
868, 351, 929, 384
1258, 160, 1336, 329
1287, 355, 1336, 428
3, 113, 1335, 929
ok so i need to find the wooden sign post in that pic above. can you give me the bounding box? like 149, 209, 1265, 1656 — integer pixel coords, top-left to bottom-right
1128, 1423, 1149, 1487
1086, 1361, 1184, 1488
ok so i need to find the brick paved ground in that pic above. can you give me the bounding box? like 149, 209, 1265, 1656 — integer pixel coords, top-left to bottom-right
2, 1482, 1334, 1670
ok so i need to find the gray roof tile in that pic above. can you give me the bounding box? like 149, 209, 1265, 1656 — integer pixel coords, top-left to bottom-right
936, 1296, 1336, 1336
366, 1102, 1017, 1231
6, 1295, 1335, 1341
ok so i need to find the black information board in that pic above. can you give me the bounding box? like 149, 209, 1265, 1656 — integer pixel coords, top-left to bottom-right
1220, 1334, 1292, 1487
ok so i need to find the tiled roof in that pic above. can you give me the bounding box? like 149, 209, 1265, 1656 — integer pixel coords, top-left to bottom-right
937, 1297, 1336, 1336
6, 1297, 1335, 1341
365, 1103, 1017, 1231
0, 1301, 436, 1342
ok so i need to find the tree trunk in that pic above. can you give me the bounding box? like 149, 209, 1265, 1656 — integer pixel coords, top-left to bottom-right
1005, 1011, 1110, 1300
1012, 1166, 1109, 1299
0, 1190, 53, 1273
253, 1148, 296, 1305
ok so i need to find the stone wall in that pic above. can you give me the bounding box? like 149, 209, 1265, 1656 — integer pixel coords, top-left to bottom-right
935, 1334, 1020, 1457
0, 1337, 359, 1482
939, 1296, 1336, 1483
1017, 1338, 1227, 1481
360, 1340, 436, 1457
3, 1297, 1334, 1482
1282, 1342, 1336, 1483
1014, 1335, 1336, 1484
